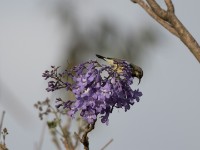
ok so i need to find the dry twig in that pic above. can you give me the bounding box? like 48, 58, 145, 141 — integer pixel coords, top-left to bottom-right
0, 111, 5, 140
0, 111, 8, 150
132, 0, 200, 63
100, 139, 114, 150
75, 120, 96, 150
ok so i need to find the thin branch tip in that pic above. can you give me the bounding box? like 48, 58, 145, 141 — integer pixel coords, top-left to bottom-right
131, 0, 200, 63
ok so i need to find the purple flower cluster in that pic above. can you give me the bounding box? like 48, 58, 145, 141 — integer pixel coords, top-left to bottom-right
43, 60, 142, 125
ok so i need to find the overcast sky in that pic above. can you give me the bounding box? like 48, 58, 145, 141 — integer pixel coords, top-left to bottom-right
0, 1, 200, 150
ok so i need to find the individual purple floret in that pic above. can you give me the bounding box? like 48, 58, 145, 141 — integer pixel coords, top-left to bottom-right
43, 60, 142, 125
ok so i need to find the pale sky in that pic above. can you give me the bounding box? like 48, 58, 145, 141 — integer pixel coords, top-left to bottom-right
0, 1, 200, 150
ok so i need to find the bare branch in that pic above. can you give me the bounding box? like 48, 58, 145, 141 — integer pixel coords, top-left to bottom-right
100, 139, 114, 150
167, 13, 200, 62
131, 0, 179, 37
164, 0, 174, 13
131, 0, 200, 63
146, 0, 168, 19
0, 111, 5, 141
75, 121, 96, 150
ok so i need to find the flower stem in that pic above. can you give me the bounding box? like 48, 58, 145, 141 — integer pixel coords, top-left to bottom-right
75, 120, 96, 150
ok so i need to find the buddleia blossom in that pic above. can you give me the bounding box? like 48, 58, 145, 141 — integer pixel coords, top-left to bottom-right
43, 60, 142, 125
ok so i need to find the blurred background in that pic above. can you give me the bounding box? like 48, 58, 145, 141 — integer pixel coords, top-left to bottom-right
0, 0, 200, 150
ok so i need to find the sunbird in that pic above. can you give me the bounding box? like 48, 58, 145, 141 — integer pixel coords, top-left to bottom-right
96, 54, 143, 84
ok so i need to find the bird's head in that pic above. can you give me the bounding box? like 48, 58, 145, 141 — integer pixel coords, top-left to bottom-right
131, 64, 143, 84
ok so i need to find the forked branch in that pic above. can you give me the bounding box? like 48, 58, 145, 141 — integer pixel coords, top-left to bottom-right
132, 0, 200, 63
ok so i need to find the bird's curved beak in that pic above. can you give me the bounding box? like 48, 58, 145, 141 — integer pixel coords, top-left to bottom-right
138, 78, 141, 85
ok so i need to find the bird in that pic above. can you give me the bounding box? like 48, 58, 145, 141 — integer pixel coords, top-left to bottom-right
96, 54, 143, 84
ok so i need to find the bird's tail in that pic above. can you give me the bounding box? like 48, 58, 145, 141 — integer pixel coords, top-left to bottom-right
96, 54, 107, 61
